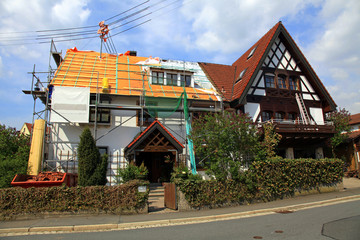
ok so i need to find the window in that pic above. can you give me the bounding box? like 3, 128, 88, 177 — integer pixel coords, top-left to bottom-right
235, 68, 247, 84
97, 146, 108, 156
181, 75, 191, 87
262, 111, 272, 122
265, 74, 275, 88
89, 96, 111, 123
288, 113, 297, 121
274, 112, 285, 120
167, 73, 178, 86
137, 111, 155, 126
247, 46, 257, 59
137, 101, 157, 126
277, 75, 287, 89
289, 76, 299, 90
152, 71, 164, 85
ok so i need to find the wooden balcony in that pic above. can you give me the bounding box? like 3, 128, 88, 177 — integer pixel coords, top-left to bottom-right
263, 119, 335, 134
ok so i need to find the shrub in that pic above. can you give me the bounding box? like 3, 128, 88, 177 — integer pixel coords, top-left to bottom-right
77, 128, 107, 186
0, 180, 148, 219
177, 158, 343, 207
117, 162, 148, 183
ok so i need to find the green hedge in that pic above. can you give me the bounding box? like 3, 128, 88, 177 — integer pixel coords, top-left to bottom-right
177, 158, 343, 208
0, 180, 148, 219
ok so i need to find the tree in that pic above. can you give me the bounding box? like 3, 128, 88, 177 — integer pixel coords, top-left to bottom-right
256, 122, 282, 160
0, 125, 30, 188
77, 128, 107, 186
190, 112, 260, 181
326, 108, 351, 157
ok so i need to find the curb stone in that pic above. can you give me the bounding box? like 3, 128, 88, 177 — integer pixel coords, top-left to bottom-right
1, 194, 360, 236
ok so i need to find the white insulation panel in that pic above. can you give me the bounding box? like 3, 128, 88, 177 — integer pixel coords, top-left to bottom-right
51, 86, 90, 123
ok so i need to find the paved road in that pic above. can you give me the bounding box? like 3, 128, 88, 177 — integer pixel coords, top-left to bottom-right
4, 199, 360, 240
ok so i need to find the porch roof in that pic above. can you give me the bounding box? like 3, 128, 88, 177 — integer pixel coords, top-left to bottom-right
124, 120, 184, 157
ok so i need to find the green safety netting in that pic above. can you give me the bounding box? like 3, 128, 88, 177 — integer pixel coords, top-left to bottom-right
145, 93, 185, 119
144, 91, 197, 174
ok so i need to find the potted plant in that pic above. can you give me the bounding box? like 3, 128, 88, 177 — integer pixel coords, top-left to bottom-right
135, 162, 148, 180
173, 163, 189, 179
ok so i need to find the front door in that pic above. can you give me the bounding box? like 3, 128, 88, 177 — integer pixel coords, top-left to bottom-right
136, 152, 174, 183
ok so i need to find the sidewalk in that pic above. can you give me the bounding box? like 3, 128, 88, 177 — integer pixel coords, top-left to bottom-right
1, 177, 360, 236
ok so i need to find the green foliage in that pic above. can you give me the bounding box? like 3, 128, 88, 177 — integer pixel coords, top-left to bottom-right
190, 112, 260, 181
326, 108, 351, 157
0, 125, 30, 188
117, 161, 148, 183
77, 128, 107, 186
177, 158, 343, 207
0, 180, 149, 219
256, 122, 282, 160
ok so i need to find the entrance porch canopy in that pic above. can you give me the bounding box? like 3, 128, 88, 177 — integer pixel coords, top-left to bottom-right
124, 120, 184, 159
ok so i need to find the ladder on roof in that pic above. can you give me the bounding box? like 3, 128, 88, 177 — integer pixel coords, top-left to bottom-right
295, 93, 311, 124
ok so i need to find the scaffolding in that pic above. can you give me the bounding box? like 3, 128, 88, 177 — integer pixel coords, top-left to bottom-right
23, 41, 223, 185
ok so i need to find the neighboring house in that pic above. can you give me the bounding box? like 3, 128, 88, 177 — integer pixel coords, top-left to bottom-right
20, 123, 32, 135
339, 113, 360, 174
28, 22, 337, 184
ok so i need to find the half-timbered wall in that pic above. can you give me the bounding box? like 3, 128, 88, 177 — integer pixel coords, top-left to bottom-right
245, 36, 324, 124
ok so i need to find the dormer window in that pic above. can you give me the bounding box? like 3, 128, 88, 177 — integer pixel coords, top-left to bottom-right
167, 73, 178, 86
152, 71, 164, 85
181, 75, 191, 87
235, 68, 247, 84
247, 46, 257, 59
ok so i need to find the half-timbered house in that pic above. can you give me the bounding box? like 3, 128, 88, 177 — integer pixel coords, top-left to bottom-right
200, 21, 336, 159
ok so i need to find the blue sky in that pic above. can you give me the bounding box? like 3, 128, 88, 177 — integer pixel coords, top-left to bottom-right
0, 0, 359, 130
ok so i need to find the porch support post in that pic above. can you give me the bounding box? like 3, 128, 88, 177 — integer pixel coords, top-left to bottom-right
315, 147, 324, 159
286, 147, 294, 159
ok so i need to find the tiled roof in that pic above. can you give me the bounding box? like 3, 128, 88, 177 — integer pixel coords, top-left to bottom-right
350, 113, 360, 125
199, 22, 336, 111
198, 62, 236, 100
126, 119, 184, 150
231, 22, 280, 101
347, 129, 360, 140
51, 48, 218, 101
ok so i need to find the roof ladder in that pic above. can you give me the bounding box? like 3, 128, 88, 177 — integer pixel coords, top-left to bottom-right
295, 93, 311, 124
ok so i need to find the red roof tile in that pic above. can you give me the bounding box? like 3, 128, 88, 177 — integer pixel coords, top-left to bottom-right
347, 129, 360, 140
198, 62, 236, 100
199, 22, 336, 111
350, 113, 360, 125
231, 22, 280, 101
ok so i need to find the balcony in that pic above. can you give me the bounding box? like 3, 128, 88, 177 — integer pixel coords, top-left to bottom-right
263, 119, 335, 134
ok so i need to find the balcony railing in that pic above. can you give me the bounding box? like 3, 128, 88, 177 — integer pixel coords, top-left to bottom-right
262, 119, 335, 134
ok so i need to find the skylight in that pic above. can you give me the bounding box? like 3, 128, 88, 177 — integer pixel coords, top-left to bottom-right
235, 68, 247, 84
247, 46, 257, 59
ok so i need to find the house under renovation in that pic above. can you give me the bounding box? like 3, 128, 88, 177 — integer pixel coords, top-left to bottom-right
25, 22, 336, 184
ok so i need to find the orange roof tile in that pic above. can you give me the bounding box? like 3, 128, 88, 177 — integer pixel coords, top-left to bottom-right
51, 48, 218, 101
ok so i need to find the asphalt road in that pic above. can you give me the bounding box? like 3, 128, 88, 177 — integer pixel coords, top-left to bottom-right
3, 199, 360, 240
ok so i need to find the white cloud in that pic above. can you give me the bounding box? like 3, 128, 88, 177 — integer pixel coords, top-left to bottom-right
305, 0, 360, 113
179, 0, 321, 54
0, 0, 91, 60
